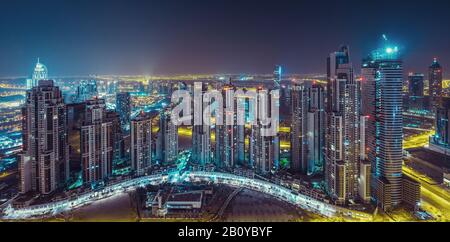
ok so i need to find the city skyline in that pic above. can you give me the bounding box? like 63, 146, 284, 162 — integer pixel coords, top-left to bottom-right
1, 0, 450, 76
1, 0, 450, 225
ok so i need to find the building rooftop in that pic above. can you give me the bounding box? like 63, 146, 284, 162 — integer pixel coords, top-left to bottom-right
409, 147, 450, 170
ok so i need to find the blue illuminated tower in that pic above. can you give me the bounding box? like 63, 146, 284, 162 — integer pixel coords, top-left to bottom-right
364, 37, 404, 211
273, 65, 282, 89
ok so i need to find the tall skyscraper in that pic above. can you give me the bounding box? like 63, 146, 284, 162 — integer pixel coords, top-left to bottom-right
131, 113, 153, 176
20, 80, 69, 194
81, 99, 116, 184
429, 58, 443, 112
291, 81, 325, 175
116, 92, 132, 132
273, 65, 282, 89
364, 41, 404, 211
249, 87, 280, 174
26, 58, 48, 89
192, 83, 212, 167
407, 73, 425, 111
325, 46, 361, 205
158, 109, 178, 165
250, 124, 279, 175
214, 84, 236, 169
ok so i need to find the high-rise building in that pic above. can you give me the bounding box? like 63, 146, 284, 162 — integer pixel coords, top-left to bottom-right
158, 109, 178, 165
274, 65, 282, 89
116, 92, 132, 132
76, 80, 98, 103
290, 82, 325, 175
80, 99, 116, 184
214, 84, 236, 169
364, 41, 404, 211
67, 103, 86, 179
407, 73, 425, 111
429, 58, 443, 111
19, 80, 69, 194
192, 83, 212, 167
26, 58, 48, 89
250, 124, 279, 175
131, 113, 153, 176
249, 87, 280, 174
213, 83, 252, 169
325, 46, 361, 205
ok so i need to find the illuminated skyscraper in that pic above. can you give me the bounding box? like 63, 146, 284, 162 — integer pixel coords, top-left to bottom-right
20, 80, 69, 194
81, 99, 115, 184
364, 40, 404, 211
116, 92, 132, 132
76, 80, 98, 102
429, 58, 443, 111
325, 46, 361, 205
407, 73, 425, 111
158, 109, 178, 165
26, 58, 48, 89
291, 82, 325, 175
274, 65, 282, 89
131, 113, 153, 176
250, 124, 279, 175
192, 83, 212, 167
249, 90, 280, 175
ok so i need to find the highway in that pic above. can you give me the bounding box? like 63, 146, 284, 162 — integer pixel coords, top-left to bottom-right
403, 129, 434, 149
403, 128, 450, 221
403, 165, 450, 221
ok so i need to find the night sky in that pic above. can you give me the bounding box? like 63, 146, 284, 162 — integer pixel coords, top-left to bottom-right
1, 0, 449, 76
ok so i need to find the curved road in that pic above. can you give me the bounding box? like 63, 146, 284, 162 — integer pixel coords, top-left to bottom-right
1, 171, 372, 220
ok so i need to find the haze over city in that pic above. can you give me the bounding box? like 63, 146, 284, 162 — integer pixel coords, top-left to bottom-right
1, 0, 450, 76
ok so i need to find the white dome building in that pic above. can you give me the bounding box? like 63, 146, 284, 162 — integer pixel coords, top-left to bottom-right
27, 58, 48, 89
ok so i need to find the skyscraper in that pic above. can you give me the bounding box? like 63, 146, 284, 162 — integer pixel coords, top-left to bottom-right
273, 65, 282, 89
214, 84, 236, 169
76, 80, 98, 103
407, 73, 425, 111
158, 109, 178, 165
429, 58, 443, 112
250, 124, 279, 175
192, 83, 212, 167
291, 81, 325, 175
249, 87, 280, 174
20, 80, 69, 194
131, 113, 153, 176
26, 58, 48, 89
116, 92, 132, 132
325, 46, 361, 205
81, 99, 115, 184
364, 42, 404, 211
